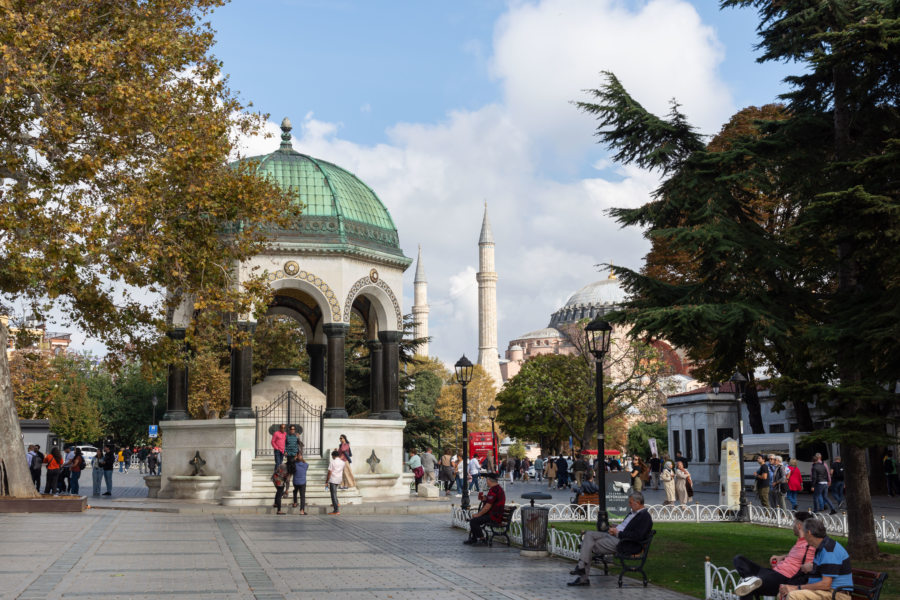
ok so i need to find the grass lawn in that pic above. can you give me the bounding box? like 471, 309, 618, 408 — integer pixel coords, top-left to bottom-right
551, 522, 900, 599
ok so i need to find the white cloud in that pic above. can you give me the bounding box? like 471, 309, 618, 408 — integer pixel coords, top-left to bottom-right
491, 0, 731, 156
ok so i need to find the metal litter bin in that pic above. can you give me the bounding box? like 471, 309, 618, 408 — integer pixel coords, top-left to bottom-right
520, 491, 553, 552
520, 505, 550, 551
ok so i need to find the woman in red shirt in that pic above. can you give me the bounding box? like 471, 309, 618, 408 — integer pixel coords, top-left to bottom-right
786, 458, 803, 510
43, 447, 63, 495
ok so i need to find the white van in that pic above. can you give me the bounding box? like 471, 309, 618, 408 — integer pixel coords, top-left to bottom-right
741, 432, 836, 491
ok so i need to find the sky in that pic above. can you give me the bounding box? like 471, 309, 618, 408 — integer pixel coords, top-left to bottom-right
69, 0, 796, 366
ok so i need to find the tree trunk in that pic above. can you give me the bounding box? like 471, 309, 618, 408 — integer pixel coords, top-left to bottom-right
0, 323, 39, 498
844, 444, 878, 559
791, 398, 813, 432
743, 384, 766, 434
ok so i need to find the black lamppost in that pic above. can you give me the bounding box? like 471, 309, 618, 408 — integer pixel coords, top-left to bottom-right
488, 404, 498, 468
730, 372, 750, 521
151, 395, 158, 426
455, 355, 474, 510
585, 316, 613, 532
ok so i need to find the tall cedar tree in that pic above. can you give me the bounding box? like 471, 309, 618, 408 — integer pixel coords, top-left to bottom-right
577, 1, 900, 558
0, 0, 299, 497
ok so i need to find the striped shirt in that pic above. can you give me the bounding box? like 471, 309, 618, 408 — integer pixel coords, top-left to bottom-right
809, 536, 853, 590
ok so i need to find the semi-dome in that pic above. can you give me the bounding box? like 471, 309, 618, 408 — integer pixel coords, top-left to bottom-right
232, 118, 410, 267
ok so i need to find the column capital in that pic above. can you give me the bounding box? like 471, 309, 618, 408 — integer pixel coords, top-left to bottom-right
377, 330, 402, 344
365, 339, 383, 351
323, 323, 350, 338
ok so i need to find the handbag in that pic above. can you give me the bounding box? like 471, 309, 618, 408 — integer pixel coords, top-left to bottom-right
413, 466, 424, 478
685, 478, 694, 497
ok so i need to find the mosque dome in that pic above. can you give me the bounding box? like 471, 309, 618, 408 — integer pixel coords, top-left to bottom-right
231, 117, 409, 267
548, 274, 627, 328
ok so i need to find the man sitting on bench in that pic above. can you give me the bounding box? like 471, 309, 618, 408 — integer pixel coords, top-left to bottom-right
572, 470, 600, 501
567, 491, 653, 586
464, 472, 505, 545
733, 511, 815, 598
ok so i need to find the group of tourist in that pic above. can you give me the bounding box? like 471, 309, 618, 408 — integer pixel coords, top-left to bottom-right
25, 444, 160, 497
406, 447, 496, 496
269, 427, 354, 515
752, 453, 847, 515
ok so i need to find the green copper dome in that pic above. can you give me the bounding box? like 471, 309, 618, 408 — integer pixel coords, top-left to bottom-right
232, 118, 410, 267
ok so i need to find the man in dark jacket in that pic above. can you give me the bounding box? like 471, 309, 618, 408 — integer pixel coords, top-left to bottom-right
568, 491, 653, 586
101, 446, 115, 496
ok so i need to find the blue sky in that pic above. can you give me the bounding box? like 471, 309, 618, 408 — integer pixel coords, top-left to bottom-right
68, 1, 800, 365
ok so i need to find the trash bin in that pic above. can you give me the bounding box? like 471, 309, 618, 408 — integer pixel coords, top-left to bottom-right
520, 505, 550, 552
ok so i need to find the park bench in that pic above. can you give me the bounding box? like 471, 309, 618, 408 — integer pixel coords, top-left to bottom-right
574, 492, 599, 505
845, 567, 888, 600
486, 505, 517, 547
591, 529, 656, 588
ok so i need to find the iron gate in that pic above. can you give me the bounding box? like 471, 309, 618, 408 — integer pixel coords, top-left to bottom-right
255, 390, 323, 457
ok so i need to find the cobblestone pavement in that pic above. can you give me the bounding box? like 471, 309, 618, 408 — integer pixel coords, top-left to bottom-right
0, 511, 695, 600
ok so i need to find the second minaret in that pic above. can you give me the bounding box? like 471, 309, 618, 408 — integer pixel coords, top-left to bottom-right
477, 204, 502, 386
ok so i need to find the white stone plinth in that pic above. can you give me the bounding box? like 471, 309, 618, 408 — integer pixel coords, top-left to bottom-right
418, 483, 440, 498
166, 475, 221, 500
158, 419, 254, 500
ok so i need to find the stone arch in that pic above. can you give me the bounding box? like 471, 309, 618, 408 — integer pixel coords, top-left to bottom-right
268, 270, 341, 324
265, 305, 314, 342
342, 276, 401, 331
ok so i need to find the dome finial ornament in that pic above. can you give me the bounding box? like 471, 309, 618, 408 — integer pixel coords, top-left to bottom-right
279, 117, 293, 151
608, 261, 617, 280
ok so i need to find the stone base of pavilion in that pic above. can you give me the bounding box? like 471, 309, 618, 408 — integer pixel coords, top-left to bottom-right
158, 417, 413, 506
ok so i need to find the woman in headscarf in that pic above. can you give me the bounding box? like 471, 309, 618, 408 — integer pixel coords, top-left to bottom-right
660, 460, 676, 505
338, 434, 355, 489
675, 461, 692, 507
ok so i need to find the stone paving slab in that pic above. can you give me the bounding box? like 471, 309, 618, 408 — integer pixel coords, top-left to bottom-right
0, 510, 698, 600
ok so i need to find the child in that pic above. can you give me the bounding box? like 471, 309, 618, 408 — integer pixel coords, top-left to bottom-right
272, 462, 288, 515
326, 450, 345, 515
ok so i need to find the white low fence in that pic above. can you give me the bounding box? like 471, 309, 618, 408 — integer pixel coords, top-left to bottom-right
451, 502, 900, 544
705, 559, 773, 600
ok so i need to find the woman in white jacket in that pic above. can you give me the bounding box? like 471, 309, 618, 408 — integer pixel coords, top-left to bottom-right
660, 461, 676, 505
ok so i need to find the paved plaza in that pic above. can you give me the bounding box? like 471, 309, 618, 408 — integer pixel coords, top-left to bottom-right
0, 510, 695, 600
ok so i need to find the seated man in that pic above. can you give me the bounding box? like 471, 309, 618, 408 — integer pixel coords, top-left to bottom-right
779, 518, 852, 600
572, 470, 600, 500
567, 491, 653, 586
464, 472, 506, 545
734, 511, 816, 598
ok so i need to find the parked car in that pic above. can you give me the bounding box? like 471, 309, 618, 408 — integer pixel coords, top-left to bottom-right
526, 466, 536, 478
76, 445, 98, 465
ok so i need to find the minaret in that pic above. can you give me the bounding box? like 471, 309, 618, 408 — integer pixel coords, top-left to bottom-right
412, 245, 429, 356
477, 204, 502, 386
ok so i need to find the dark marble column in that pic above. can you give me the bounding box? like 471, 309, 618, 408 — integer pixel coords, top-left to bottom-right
228, 321, 255, 419
306, 343, 326, 393
366, 340, 384, 418
323, 323, 349, 419
378, 330, 402, 420
163, 328, 189, 421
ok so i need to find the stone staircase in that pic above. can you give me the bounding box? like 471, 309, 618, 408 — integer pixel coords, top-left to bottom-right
220, 456, 363, 507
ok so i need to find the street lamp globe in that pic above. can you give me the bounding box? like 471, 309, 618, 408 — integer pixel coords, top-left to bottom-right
488, 404, 496, 420
730, 371, 747, 399
711, 382, 721, 395
455, 355, 474, 385
584, 316, 613, 358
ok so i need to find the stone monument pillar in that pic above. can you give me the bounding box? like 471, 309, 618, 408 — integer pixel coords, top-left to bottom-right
719, 437, 740, 509
323, 323, 349, 418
